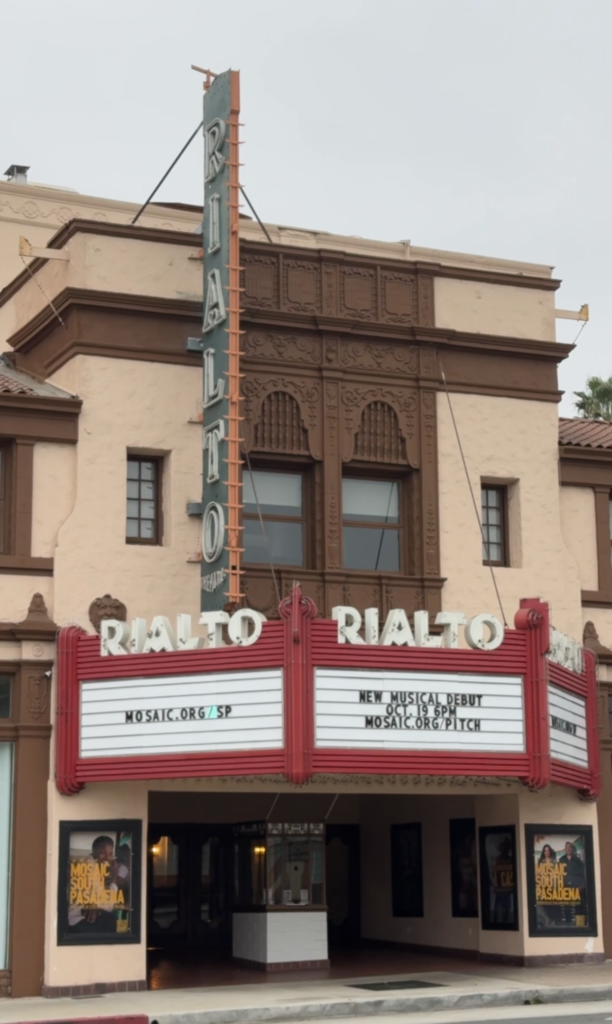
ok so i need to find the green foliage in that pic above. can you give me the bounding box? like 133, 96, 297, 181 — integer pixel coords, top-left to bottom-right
574, 376, 612, 421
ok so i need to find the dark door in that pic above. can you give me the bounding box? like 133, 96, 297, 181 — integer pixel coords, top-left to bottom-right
325, 824, 361, 947
147, 824, 232, 949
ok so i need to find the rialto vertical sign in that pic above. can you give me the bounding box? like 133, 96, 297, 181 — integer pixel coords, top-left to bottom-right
201, 69, 242, 611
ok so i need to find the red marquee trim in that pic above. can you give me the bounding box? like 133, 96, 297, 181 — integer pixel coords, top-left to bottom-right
54, 588, 600, 797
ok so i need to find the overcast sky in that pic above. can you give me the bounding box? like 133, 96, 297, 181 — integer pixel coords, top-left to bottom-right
2, 0, 609, 415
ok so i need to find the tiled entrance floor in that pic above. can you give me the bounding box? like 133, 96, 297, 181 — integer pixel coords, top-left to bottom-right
148, 942, 497, 990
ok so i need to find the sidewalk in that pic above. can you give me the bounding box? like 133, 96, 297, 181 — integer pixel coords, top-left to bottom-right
7, 961, 612, 1024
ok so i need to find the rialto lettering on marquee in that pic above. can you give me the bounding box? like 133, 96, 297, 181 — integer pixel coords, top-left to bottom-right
99, 605, 505, 656
331, 606, 505, 650
100, 609, 267, 655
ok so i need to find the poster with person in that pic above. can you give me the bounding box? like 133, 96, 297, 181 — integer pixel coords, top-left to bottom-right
478, 826, 518, 930
57, 820, 141, 945
525, 825, 596, 937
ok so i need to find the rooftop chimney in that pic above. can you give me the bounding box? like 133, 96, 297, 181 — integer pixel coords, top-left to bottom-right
4, 164, 30, 184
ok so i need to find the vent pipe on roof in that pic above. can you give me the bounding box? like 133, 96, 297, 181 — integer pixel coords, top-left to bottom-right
4, 164, 29, 184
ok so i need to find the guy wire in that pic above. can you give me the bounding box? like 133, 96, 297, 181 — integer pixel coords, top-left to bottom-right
19, 256, 67, 330
437, 354, 508, 628
244, 447, 281, 607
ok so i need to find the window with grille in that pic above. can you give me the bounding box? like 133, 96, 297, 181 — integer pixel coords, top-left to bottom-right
481, 485, 508, 566
126, 457, 162, 544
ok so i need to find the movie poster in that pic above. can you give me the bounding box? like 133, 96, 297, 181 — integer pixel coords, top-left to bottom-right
525, 825, 596, 937
450, 818, 478, 918
57, 820, 141, 945
391, 823, 424, 917
479, 826, 518, 930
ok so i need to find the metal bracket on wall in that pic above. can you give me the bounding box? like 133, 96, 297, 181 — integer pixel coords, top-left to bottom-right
186, 336, 204, 352
555, 303, 589, 321
187, 501, 203, 517
19, 236, 69, 261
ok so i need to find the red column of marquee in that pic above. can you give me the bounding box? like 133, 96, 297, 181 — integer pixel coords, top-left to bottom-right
514, 598, 551, 791
56, 625, 85, 796
281, 584, 317, 785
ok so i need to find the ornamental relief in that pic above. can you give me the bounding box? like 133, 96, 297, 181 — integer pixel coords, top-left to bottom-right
339, 339, 418, 374
242, 332, 321, 365
240, 246, 436, 327
283, 260, 321, 313
339, 267, 375, 320
241, 254, 278, 309
341, 386, 419, 466
380, 271, 417, 324
241, 375, 323, 460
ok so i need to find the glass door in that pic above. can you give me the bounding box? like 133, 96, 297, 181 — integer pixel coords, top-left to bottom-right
148, 829, 185, 946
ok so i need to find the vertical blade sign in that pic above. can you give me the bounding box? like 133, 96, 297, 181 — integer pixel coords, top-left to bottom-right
201, 70, 242, 611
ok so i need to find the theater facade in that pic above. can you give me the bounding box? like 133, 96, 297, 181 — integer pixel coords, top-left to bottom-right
0, 148, 608, 993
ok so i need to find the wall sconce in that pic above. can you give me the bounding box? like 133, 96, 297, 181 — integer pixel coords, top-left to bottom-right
253, 845, 266, 856
151, 845, 161, 856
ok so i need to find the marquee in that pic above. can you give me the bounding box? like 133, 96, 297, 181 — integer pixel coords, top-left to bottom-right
55, 588, 600, 799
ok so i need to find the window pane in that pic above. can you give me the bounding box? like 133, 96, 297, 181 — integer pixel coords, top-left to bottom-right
484, 487, 500, 508
343, 526, 400, 571
140, 501, 155, 520
140, 480, 154, 500
126, 519, 139, 538
343, 479, 399, 523
243, 518, 303, 565
127, 480, 139, 499
140, 462, 155, 481
127, 460, 140, 480
0, 679, 9, 719
483, 541, 502, 562
140, 519, 155, 539
243, 471, 302, 517
127, 499, 140, 518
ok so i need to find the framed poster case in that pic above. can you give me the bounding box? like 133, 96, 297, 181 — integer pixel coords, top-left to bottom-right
525, 824, 596, 938
57, 819, 142, 945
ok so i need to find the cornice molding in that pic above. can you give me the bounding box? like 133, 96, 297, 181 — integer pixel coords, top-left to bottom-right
240, 239, 562, 292
0, 220, 201, 308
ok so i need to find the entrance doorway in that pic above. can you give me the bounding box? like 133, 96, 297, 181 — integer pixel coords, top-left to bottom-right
148, 824, 232, 951
326, 825, 361, 948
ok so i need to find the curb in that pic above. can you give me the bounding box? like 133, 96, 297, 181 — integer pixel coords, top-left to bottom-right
149, 983, 612, 1024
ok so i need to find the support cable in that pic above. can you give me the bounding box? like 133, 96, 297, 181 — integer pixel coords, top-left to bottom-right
244, 447, 282, 607
240, 186, 274, 244
19, 256, 67, 329
131, 120, 204, 226
437, 354, 508, 628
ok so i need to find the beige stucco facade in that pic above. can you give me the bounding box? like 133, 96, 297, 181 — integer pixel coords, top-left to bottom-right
0, 197, 606, 995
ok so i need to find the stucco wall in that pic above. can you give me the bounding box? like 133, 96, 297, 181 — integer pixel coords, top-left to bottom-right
0, 231, 203, 346
437, 392, 583, 638
560, 486, 599, 592
32, 444, 77, 563
49, 355, 202, 630
434, 278, 556, 341
0, 180, 200, 292
44, 781, 149, 989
